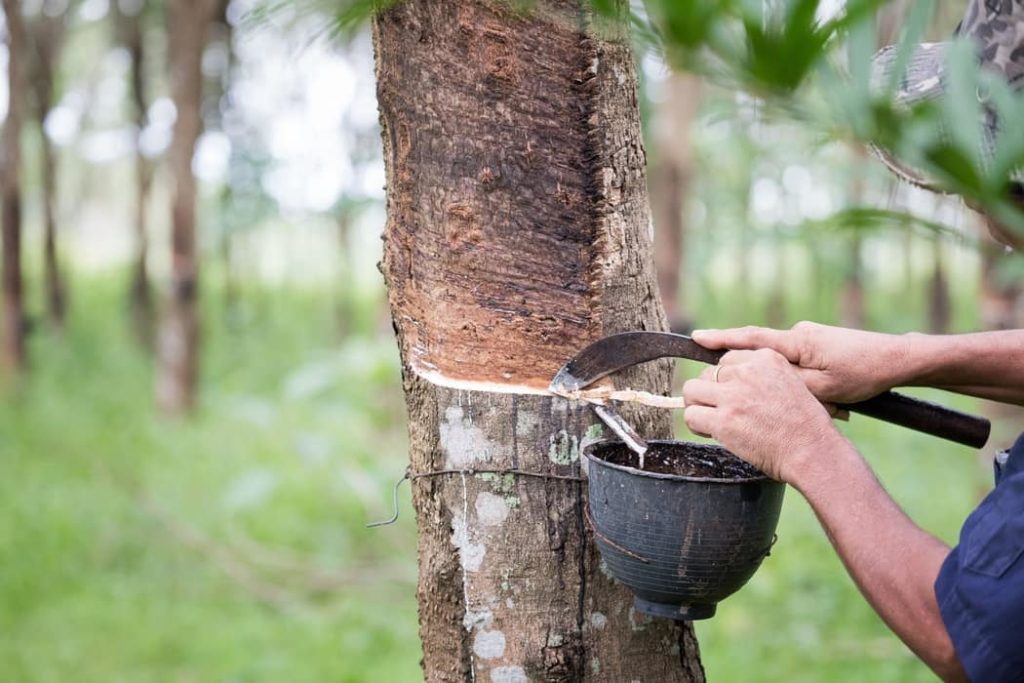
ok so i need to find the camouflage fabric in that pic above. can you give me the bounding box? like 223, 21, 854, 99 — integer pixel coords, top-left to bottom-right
962, 0, 1024, 86
870, 0, 1024, 192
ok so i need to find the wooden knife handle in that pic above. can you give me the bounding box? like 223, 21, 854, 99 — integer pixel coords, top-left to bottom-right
841, 391, 991, 449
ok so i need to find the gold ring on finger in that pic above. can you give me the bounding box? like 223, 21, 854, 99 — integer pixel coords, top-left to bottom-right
713, 365, 722, 383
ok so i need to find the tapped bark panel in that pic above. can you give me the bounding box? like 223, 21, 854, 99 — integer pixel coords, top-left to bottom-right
377, 0, 616, 390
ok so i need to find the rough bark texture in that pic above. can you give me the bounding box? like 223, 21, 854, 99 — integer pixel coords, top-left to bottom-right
155, 0, 216, 414
650, 72, 700, 334
28, 5, 68, 330
374, 1, 705, 680
1, 0, 26, 374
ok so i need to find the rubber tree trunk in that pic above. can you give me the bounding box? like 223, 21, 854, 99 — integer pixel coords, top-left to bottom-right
1, 0, 27, 375
207, 0, 237, 322
927, 239, 950, 334
977, 235, 1023, 491
650, 72, 700, 334
335, 210, 353, 338
841, 148, 869, 329
373, 2, 705, 680
39, 115, 65, 328
839, 232, 865, 329
28, 6, 68, 330
979, 241, 1023, 331
155, 0, 215, 414
117, 0, 155, 348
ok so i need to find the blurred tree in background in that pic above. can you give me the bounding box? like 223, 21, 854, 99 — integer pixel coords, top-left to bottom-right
1, 0, 26, 376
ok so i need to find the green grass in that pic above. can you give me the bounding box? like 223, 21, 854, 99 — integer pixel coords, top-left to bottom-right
0, 272, 421, 682
0, 268, 1007, 681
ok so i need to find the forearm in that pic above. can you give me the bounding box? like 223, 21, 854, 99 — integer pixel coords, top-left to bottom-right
893, 330, 1024, 405
791, 436, 966, 682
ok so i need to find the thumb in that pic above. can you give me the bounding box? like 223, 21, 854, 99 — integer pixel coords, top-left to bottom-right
692, 326, 801, 362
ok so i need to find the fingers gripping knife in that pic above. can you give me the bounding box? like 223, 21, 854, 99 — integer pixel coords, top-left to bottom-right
549, 331, 992, 452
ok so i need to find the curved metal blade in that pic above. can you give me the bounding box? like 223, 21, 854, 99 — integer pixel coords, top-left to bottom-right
549, 332, 725, 393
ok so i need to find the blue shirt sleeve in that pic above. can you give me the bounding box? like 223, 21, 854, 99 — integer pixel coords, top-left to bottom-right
935, 432, 1024, 683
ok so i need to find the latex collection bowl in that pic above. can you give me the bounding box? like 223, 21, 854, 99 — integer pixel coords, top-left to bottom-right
584, 439, 785, 621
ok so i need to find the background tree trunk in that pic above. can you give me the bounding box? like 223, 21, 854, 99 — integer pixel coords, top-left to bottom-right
1, 0, 27, 375
927, 238, 950, 334
373, 1, 704, 680
975, 227, 1024, 497
155, 0, 216, 414
650, 72, 701, 333
28, 3, 69, 330
207, 0, 237, 323
116, 0, 155, 348
840, 232, 865, 329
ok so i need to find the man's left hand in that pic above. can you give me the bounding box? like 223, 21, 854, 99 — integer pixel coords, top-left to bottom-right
682, 348, 845, 483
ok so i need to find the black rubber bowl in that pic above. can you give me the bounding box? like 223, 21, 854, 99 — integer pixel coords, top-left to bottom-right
584, 440, 785, 621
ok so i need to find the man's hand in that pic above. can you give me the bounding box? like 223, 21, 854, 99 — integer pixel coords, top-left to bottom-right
692, 322, 908, 404
681, 348, 846, 483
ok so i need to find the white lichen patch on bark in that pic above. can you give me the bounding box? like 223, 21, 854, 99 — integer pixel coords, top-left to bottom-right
490, 666, 528, 683
463, 607, 494, 631
590, 611, 608, 630
581, 422, 606, 452
451, 507, 486, 572
441, 405, 511, 468
548, 429, 579, 465
473, 629, 507, 659
475, 492, 509, 527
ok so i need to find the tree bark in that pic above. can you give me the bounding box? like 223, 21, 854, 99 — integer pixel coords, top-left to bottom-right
841, 148, 869, 329
373, 1, 704, 680
28, 4, 68, 330
207, 0, 236, 323
840, 232, 865, 329
155, 0, 216, 414
976, 232, 1023, 495
979, 241, 1023, 331
927, 239, 950, 334
116, 0, 155, 348
1, 0, 27, 374
650, 72, 700, 333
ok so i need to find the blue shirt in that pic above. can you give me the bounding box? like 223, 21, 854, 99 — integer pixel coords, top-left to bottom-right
935, 432, 1024, 682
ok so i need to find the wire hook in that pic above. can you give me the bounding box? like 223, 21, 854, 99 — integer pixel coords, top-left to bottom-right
366, 468, 410, 528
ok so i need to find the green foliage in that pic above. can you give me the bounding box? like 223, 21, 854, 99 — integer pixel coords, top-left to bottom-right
642, 0, 1024, 237
246, 0, 398, 43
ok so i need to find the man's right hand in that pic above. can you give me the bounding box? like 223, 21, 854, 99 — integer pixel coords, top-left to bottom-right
691, 322, 911, 404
